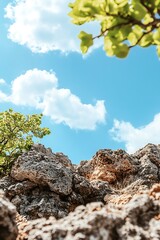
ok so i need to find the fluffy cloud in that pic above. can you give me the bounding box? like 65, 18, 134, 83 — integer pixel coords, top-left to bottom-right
0, 79, 6, 84
5, 0, 102, 53
110, 115, 160, 153
0, 69, 106, 130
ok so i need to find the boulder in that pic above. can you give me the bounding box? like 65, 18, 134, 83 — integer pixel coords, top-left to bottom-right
11, 145, 73, 195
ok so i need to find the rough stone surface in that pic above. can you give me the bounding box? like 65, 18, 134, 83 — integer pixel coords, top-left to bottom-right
76, 143, 160, 187
17, 184, 160, 240
0, 190, 18, 240
0, 143, 160, 239
0, 144, 112, 220
11, 145, 73, 195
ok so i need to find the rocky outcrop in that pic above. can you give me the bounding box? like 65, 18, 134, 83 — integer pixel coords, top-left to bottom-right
0, 144, 112, 220
76, 143, 160, 189
0, 143, 159, 239
17, 184, 160, 240
11, 145, 73, 195
0, 190, 18, 240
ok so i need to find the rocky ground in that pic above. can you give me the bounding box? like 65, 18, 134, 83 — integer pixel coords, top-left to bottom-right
0, 143, 159, 240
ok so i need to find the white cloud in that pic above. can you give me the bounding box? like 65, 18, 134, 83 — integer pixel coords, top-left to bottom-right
110, 115, 160, 153
0, 69, 106, 130
5, 0, 102, 53
0, 79, 6, 85
0, 91, 8, 102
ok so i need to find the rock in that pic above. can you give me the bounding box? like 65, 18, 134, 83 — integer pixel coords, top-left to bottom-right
77, 149, 137, 183
76, 144, 160, 188
133, 143, 160, 183
0, 190, 18, 240
11, 145, 73, 195
17, 184, 160, 240
0, 143, 160, 239
0, 144, 112, 220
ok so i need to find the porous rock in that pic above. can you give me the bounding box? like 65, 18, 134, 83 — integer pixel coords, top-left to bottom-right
0, 143, 160, 239
0, 190, 18, 240
11, 145, 73, 195
0, 144, 112, 220
76, 144, 160, 188
17, 184, 160, 240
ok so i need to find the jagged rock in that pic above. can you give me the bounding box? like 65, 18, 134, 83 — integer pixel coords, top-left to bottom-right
76, 144, 160, 187
0, 190, 18, 240
76, 149, 138, 183
0, 144, 112, 220
0, 143, 160, 239
17, 184, 160, 240
133, 143, 160, 183
11, 145, 73, 195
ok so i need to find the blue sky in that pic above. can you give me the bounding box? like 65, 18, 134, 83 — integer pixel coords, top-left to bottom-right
0, 0, 160, 163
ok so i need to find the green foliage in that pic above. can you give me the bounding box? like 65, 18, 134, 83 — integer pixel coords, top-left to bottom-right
0, 109, 50, 176
78, 31, 93, 53
69, 0, 160, 57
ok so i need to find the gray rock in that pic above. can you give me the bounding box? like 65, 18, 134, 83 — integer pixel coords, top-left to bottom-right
11, 145, 73, 195
0, 190, 18, 240
1, 144, 112, 220
133, 143, 160, 183
17, 184, 160, 240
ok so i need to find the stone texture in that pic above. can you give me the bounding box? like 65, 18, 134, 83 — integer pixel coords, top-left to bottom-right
0, 190, 18, 240
76, 144, 160, 188
11, 145, 73, 195
0, 143, 160, 239
0, 144, 112, 220
17, 184, 160, 240
133, 144, 160, 183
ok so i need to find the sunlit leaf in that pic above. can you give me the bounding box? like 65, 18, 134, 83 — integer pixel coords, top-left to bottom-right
78, 31, 93, 53
69, 0, 160, 58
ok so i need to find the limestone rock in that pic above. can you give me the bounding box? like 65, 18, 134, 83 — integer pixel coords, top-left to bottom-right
0, 190, 18, 240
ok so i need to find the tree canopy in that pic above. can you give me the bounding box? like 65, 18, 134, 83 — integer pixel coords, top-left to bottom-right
69, 0, 160, 58
0, 109, 50, 176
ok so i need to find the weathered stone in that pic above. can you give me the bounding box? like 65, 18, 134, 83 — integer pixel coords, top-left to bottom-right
77, 149, 137, 184
0, 144, 113, 220
77, 144, 160, 188
17, 184, 160, 240
133, 143, 160, 183
0, 190, 18, 240
11, 145, 73, 195
0, 143, 160, 239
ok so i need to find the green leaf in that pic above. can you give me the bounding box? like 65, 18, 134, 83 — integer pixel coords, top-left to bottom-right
114, 43, 129, 58
153, 28, 160, 44
104, 36, 115, 56
128, 25, 143, 45
69, 0, 160, 58
143, 13, 153, 25
130, 2, 147, 21
139, 33, 153, 47
78, 31, 93, 53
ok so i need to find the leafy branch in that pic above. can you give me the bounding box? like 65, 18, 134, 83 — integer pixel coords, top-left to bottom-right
69, 0, 160, 58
